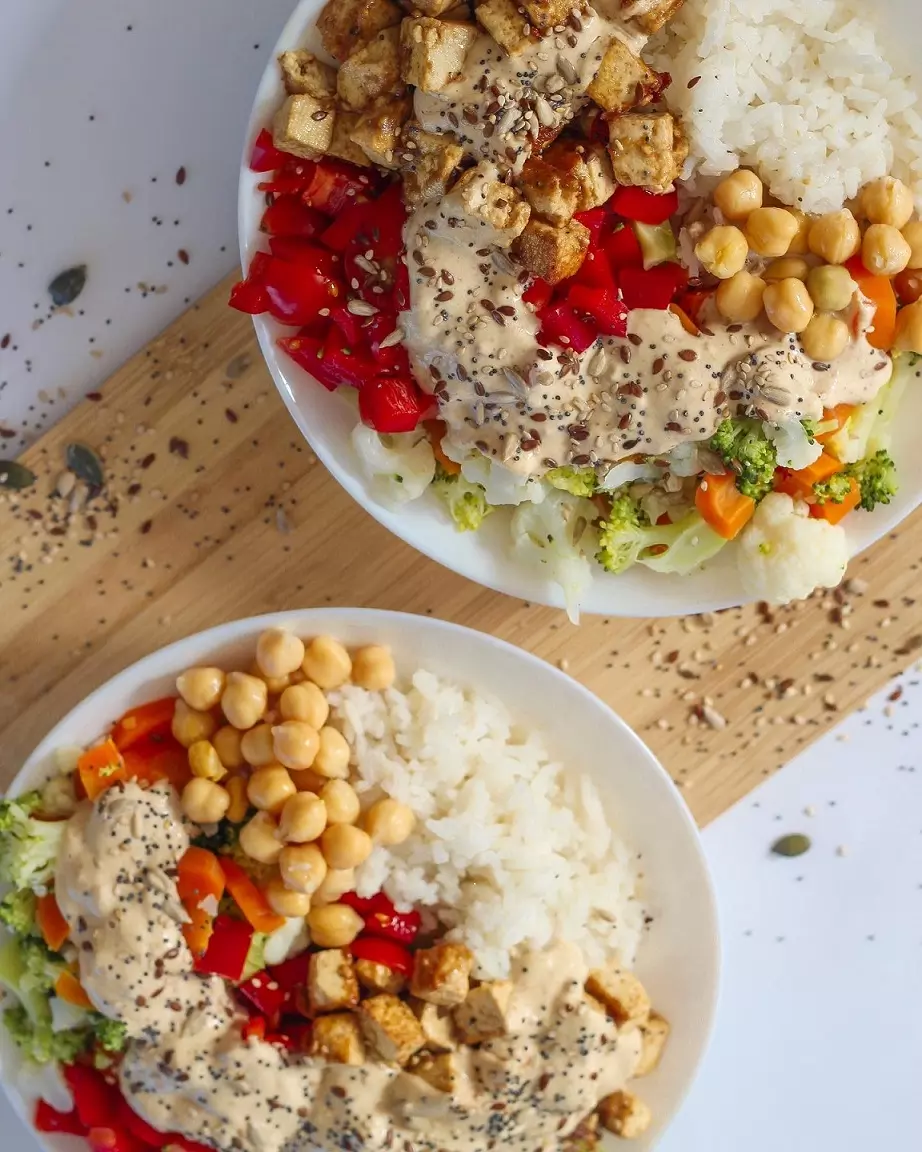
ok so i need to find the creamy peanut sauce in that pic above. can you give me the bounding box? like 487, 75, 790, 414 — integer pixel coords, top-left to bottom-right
55, 782, 641, 1152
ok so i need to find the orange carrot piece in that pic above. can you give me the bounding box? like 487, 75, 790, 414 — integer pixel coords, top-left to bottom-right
695, 473, 756, 540
846, 257, 897, 351
36, 893, 70, 952
776, 451, 844, 500
77, 738, 126, 801
817, 404, 856, 448
112, 697, 177, 751
177, 847, 227, 957
218, 857, 285, 935
123, 742, 191, 792
669, 302, 699, 337
809, 476, 861, 525
424, 420, 461, 476
54, 969, 93, 1010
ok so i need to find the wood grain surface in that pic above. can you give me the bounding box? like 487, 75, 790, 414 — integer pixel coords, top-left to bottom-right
2, 272, 920, 823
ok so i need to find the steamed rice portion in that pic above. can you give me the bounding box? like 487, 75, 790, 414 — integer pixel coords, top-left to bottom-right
329, 670, 645, 980
649, 0, 922, 214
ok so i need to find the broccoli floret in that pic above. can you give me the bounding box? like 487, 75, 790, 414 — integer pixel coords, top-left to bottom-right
708, 418, 778, 502
812, 472, 854, 505
849, 449, 898, 512
92, 1015, 128, 1053
0, 794, 65, 890
545, 466, 598, 497
18, 937, 65, 1000
3, 1003, 88, 1066
0, 889, 37, 937
801, 418, 818, 443
432, 466, 492, 532
596, 494, 648, 574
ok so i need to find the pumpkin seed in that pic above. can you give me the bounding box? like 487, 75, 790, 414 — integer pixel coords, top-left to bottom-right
0, 461, 37, 490
771, 833, 811, 857
48, 265, 88, 307
66, 442, 104, 492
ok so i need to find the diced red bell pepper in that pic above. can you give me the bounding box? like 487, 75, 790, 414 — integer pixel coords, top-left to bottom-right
257, 159, 318, 196
281, 1022, 314, 1052
329, 302, 368, 348
88, 1128, 147, 1152
248, 251, 272, 283
261, 256, 342, 326
321, 182, 405, 257
243, 1016, 267, 1042
302, 160, 374, 216
537, 303, 597, 353
34, 1099, 87, 1136
267, 952, 311, 993
523, 277, 554, 309
322, 325, 378, 389
340, 891, 383, 915
603, 224, 644, 269
572, 247, 617, 292
673, 286, 714, 327
363, 905, 422, 945
269, 237, 343, 277
193, 914, 254, 982
261, 197, 327, 239
574, 207, 608, 243
610, 185, 679, 226
64, 1063, 121, 1130
239, 970, 288, 1021
111, 697, 176, 751
266, 1031, 296, 1050
228, 278, 269, 316
393, 258, 410, 312
117, 1100, 165, 1148
279, 336, 330, 388
249, 128, 286, 173
566, 284, 628, 337
359, 375, 429, 433
619, 262, 688, 310
350, 936, 414, 975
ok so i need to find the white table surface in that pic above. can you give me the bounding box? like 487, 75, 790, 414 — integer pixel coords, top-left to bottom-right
2, 2, 922, 1149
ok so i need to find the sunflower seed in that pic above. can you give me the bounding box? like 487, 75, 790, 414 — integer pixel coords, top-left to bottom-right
534, 96, 556, 127
503, 367, 528, 396
378, 327, 405, 349
587, 347, 606, 377
347, 299, 378, 316
0, 461, 36, 490
66, 442, 104, 492
771, 833, 811, 858
557, 55, 578, 84
49, 265, 88, 307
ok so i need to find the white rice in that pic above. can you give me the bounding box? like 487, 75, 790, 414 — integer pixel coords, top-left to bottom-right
649, 0, 922, 213
330, 670, 645, 980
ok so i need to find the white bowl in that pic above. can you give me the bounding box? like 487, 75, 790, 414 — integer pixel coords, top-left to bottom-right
1, 608, 718, 1151
238, 0, 922, 617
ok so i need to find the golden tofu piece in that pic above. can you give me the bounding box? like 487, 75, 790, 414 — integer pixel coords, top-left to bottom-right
410, 998, 458, 1052
360, 994, 427, 1065
278, 50, 337, 100
400, 17, 478, 92
310, 1012, 366, 1065
337, 27, 405, 112
607, 112, 687, 193
475, 0, 533, 56
410, 942, 475, 1007
584, 967, 651, 1028
563, 1113, 600, 1152
635, 1010, 670, 1076
519, 156, 581, 225
453, 980, 514, 1043
586, 37, 668, 114
513, 217, 590, 284
328, 111, 376, 166
621, 0, 685, 35
356, 957, 407, 995
350, 95, 414, 167
273, 95, 336, 159
440, 165, 531, 250
407, 1051, 460, 1093
408, 0, 467, 13
519, 0, 572, 29
401, 123, 464, 206
308, 949, 360, 1015
544, 141, 615, 212
598, 1090, 652, 1139
318, 0, 403, 62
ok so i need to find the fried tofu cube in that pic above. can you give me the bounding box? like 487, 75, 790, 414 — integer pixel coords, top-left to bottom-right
318, 0, 403, 62
411, 998, 459, 1051
584, 967, 651, 1028
308, 949, 360, 1015
598, 1091, 652, 1139
519, 156, 581, 225
356, 957, 408, 995
400, 17, 478, 92
519, 0, 571, 29
621, 0, 685, 34
441, 165, 531, 250
563, 1113, 600, 1152
328, 111, 375, 166
634, 1010, 670, 1077
337, 27, 405, 112
407, 1051, 460, 1093
607, 112, 687, 193
310, 1012, 366, 1065
401, 124, 464, 206
406, 0, 467, 13
360, 994, 427, 1065
278, 50, 337, 100
586, 37, 668, 114
513, 217, 589, 284
273, 95, 336, 159
350, 95, 414, 167
475, 0, 533, 56
453, 980, 514, 1043
410, 942, 475, 1007
543, 141, 615, 211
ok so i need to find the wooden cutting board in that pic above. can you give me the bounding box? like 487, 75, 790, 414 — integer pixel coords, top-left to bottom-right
2, 271, 920, 823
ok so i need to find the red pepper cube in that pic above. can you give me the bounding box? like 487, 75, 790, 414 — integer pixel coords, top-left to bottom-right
350, 936, 414, 976
261, 257, 342, 327
193, 914, 254, 982
239, 970, 288, 1022
261, 197, 327, 239
359, 375, 430, 433
619, 263, 689, 311
63, 1063, 122, 1130
572, 247, 617, 292
34, 1099, 87, 1136
537, 303, 597, 354
228, 278, 270, 316
249, 128, 286, 173
610, 185, 679, 226
522, 277, 554, 309
573, 207, 608, 243
603, 224, 644, 270
567, 284, 628, 337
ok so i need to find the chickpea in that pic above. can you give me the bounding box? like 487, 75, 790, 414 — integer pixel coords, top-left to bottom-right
247, 765, 297, 814
221, 672, 267, 731
786, 210, 812, 256
239, 810, 284, 864
311, 868, 356, 907
859, 176, 914, 228
302, 636, 353, 690
240, 723, 277, 767
280, 683, 329, 728
744, 208, 799, 258
764, 257, 809, 282
265, 876, 312, 919
307, 904, 364, 948
279, 793, 328, 843
862, 224, 911, 277
176, 667, 225, 712
901, 221, 922, 270
808, 209, 861, 265
256, 628, 306, 679
894, 299, 922, 354
313, 727, 351, 780
212, 725, 245, 770
713, 169, 763, 221
800, 313, 849, 362
172, 700, 217, 749
363, 798, 416, 846
279, 843, 328, 895
351, 646, 396, 692
694, 225, 748, 279
806, 264, 856, 313
249, 663, 291, 696
320, 780, 361, 825
181, 778, 230, 825
715, 271, 766, 323
188, 740, 227, 782
763, 278, 815, 334
272, 721, 320, 771
291, 767, 329, 793
225, 776, 249, 823
320, 824, 373, 870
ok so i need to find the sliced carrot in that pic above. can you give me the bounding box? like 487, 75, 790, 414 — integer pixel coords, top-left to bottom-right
112, 697, 177, 751
669, 302, 699, 337
845, 256, 897, 351
695, 473, 755, 540
424, 420, 461, 476
817, 404, 856, 448
36, 892, 70, 952
218, 857, 285, 935
775, 451, 844, 500
673, 287, 713, 327
122, 740, 191, 792
178, 847, 226, 957
77, 737, 126, 801
54, 968, 93, 1010
809, 476, 861, 525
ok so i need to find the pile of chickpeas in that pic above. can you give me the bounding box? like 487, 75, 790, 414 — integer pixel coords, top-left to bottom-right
174, 629, 417, 950
692, 169, 922, 361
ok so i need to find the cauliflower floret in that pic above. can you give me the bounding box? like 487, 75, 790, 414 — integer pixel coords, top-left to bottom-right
351, 425, 436, 505
737, 492, 848, 605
